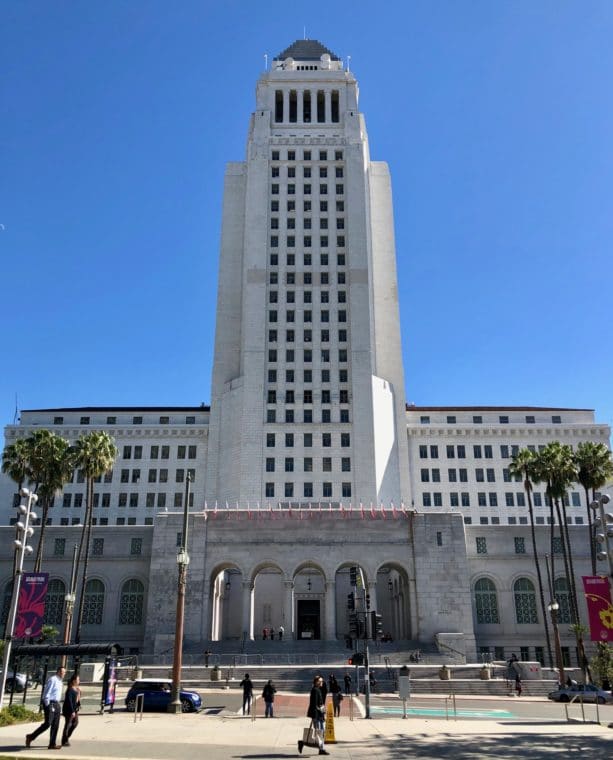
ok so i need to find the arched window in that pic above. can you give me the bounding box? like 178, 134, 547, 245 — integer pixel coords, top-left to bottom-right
81, 579, 105, 625
554, 577, 572, 624
514, 578, 538, 624
119, 579, 145, 625
1, 580, 13, 628
44, 579, 66, 626
474, 578, 499, 624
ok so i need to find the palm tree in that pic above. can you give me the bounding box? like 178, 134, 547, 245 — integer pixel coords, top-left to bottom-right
510, 448, 552, 667
535, 442, 590, 677
27, 430, 74, 572
574, 441, 613, 574
71, 431, 118, 644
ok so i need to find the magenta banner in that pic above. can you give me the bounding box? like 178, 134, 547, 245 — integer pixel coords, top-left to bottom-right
582, 575, 613, 642
14, 572, 49, 638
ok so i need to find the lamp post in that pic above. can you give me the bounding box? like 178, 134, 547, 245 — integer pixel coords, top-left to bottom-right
545, 554, 565, 687
591, 494, 613, 587
168, 472, 191, 713
60, 544, 79, 668
0, 487, 38, 709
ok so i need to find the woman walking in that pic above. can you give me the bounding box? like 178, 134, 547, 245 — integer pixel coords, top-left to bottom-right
298, 675, 329, 755
61, 674, 81, 747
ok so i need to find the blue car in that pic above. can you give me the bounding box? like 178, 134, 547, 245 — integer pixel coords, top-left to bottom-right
125, 678, 202, 713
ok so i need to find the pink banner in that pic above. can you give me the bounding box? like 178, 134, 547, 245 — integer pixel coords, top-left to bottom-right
582, 575, 613, 642
15, 572, 49, 639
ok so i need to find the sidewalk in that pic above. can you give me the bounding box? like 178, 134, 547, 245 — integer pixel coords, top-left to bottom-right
1, 693, 611, 760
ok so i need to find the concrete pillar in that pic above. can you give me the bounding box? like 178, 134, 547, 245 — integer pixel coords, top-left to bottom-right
297, 90, 303, 123
283, 580, 294, 639
324, 580, 336, 640
241, 580, 254, 640
325, 90, 332, 123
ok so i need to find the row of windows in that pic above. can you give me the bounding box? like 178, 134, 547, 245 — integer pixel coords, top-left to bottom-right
272, 166, 344, 179
52, 537, 143, 557
123, 445, 197, 460
267, 367, 348, 383
266, 457, 351, 473
269, 270, 346, 285
60, 491, 194, 509
1, 578, 146, 629
269, 289, 346, 302
271, 200, 345, 214
271, 149, 343, 161
54, 415, 197, 426
10, 516, 155, 527
419, 444, 519, 459
272, 216, 345, 230
474, 576, 570, 625
266, 432, 350, 448
267, 389, 350, 403
270, 234, 346, 248
270, 253, 346, 266
420, 488, 582, 508
475, 536, 564, 556
464, 515, 584, 526
419, 414, 562, 425
265, 482, 352, 498
266, 409, 350, 424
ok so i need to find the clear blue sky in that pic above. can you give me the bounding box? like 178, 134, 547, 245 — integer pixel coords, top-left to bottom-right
2, 1, 612, 442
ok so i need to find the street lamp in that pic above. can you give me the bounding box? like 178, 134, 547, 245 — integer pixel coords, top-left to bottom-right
168, 472, 191, 713
61, 544, 79, 668
545, 554, 565, 688
591, 494, 613, 585
0, 487, 38, 709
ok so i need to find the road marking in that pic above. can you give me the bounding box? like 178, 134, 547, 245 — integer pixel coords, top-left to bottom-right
370, 706, 516, 719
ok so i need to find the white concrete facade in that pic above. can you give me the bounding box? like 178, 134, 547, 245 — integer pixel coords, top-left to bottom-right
0, 41, 610, 662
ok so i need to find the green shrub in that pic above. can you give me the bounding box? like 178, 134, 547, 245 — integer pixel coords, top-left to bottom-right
0, 703, 42, 727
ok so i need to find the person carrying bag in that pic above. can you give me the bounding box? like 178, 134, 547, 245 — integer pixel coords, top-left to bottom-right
298, 675, 329, 755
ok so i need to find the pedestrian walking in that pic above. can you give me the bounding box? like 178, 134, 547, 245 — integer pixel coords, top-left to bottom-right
329, 675, 342, 717
262, 627, 268, 640
61, 674, 81, 747
270, 627, 275, 640
298, 675, 329, 755
25, 665, 65, 750
262, 679, 277, 718
240, 672, 254, 715
204, 649, 212, 667
278, 625, 284, 640
515, 673, 522, 697
343, 672, 351, 696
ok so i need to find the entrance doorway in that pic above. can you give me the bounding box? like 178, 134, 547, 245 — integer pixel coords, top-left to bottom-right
297, 600, 320, 640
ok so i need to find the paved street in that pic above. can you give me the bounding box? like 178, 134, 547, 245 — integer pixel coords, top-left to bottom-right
1, 689, 611, 760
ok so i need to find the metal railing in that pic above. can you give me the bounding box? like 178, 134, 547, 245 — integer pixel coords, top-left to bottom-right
444, 688, 457, 721
564, 694, 602, 724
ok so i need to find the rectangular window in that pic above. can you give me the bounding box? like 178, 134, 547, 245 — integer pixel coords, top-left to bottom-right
459, 468, 468, 482
514, 537, 526, 554
489, 493, 498, 507
304, 433, 312, 447
446, 445, 455, 458
161, 446, 170, 459
131, 537, 143, 556
304, 457, 313, 472
457, 445, 466, 458
304, 482, 313, 498
93, 538, 104, 556
285, 457, 294, 472
419, 445, 428, 459
285, 433, 294, 447
474, 445, 482, 458
342, 482, 351, 498
322, 433, 331, 447
450, 492, 459, 507
54, 538, 65, 556
422, 493, 431, 507
323, 482, 332, 498
448, 469, 457, 482
506, 492, 515, 507
500, 445, 509, 459
484, 445, 493, 459
266, 434, 275, 447
341, 433, 350, 447
486, 468, 495, 482
265, 483, 274, 498
322, 457, 332, 472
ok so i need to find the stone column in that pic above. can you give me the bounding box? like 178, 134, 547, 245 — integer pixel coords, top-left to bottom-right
297, 90, 303, 123
283, 90, 289, 124
324, 580, 336, 640
241, 580, 254, 640
324, 90, 332, 123
283, 580, 294, 639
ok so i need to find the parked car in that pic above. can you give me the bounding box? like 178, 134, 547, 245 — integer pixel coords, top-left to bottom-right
125, 678, 202, 713
1, 670, 32, 693
547, 683, 613, 704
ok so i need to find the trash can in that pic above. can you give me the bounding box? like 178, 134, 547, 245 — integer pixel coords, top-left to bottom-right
210, 665, 220, 682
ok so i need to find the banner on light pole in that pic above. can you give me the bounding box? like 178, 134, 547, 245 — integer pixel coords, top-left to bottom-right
582, 575, 613, 642
14, 572, 49, 639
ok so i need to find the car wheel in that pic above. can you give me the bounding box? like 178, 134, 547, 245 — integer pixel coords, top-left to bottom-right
181, 698, 192, 713
126, 698, 136, 712
559, 695, 570, 703
596, 696, 606, 705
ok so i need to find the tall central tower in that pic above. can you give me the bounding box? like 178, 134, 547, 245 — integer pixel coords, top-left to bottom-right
205, 40, 409, 507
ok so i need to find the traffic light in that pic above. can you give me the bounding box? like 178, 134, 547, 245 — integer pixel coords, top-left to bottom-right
365, 593, 371, 610
348, 612, 358, 637
349, 652, 364, 666
347, 592, 355, 610
370, 611, 384, 640
350, 566, 357, 586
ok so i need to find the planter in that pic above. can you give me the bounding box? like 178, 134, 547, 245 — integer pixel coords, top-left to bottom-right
439, 666, 450, 680
210, 666, 220, 682
479, 667, 490, 681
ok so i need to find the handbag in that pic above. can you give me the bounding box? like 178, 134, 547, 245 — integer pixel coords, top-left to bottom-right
302, 721, 320, 748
